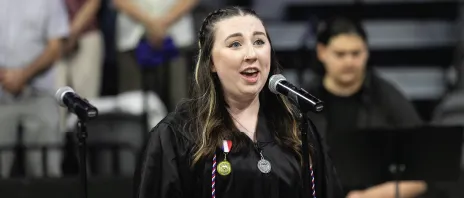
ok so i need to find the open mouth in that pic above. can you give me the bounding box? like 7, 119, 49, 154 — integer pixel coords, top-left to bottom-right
240, 68, 260, 78
239, 68, 260, 83
240, 70, 259, 78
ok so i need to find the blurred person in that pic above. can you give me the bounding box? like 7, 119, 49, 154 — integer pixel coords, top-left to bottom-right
112, 0, 198, 111
133, 7, 343, 198
56, 0, 103, 132
0, 0, 69, 177
304, 17, 427, 198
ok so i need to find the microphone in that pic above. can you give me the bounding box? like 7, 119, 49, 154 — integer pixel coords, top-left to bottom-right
55, 86, 98, 121
269, 74, 324, 113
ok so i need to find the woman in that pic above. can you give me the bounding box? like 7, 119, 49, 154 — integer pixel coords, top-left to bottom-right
305, 17, 428, 198
133, 6, 343, 198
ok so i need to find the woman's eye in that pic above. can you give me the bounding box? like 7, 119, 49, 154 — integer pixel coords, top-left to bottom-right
228, 41, 241, 48
254, 39, 265, 45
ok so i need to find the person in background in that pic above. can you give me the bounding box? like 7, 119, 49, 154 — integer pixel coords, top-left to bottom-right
304, 17, 427, 198
0, 0, 69, 178
112, 0, 198, 111
133, 6, 343, 198
56, 0, 103, 132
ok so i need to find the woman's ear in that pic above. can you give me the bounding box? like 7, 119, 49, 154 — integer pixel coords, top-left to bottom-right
211, 65, 217, 72
210, 58, 217, 72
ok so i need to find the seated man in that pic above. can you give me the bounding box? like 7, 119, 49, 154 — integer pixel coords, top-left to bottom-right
305, 17, 427, 198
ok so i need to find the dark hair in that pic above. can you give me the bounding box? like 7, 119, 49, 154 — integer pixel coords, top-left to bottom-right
182, 6, 303, 165
312, 17, 369, 75
316, 16, 368, 45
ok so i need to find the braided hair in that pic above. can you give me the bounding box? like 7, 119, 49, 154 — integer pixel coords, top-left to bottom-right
198, 7, 257, 47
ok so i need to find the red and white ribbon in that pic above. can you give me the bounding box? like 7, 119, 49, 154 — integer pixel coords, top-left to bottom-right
222, 140, 232, 153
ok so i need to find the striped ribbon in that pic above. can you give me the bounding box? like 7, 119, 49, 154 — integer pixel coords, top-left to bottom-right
212, 153, 217, 198
310, 164, 316, 198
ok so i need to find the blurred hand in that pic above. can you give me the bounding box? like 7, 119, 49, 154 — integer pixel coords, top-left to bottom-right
0, 68, 27, 94
346, 190, 365, 198
144, 18, 168, 48
63, 35, 79, 57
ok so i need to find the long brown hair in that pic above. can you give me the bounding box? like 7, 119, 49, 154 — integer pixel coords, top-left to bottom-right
179, 6, 303, 165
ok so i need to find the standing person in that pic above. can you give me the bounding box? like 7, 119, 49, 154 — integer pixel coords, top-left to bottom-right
112, 0, 198, 111
0, 0, 69, 178
133, 7, 343, 198
305, 16, 427, 198
56, 0, 104, 132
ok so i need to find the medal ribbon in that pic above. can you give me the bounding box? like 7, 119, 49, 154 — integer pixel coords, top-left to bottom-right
212, 140, 233, 198
221, 140, 232, 153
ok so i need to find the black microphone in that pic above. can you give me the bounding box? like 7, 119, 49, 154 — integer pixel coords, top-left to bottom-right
269, 74, 324, 113
55, 86, 98, 121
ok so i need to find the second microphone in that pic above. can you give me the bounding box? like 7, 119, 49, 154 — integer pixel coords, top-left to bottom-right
55, 86, 98, 121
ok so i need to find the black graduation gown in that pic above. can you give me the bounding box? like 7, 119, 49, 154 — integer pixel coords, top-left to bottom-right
133, 108, 344, 198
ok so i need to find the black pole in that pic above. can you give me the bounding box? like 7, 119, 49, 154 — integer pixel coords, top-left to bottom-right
292, 94, 324, 198
300, 112, 311, 197
77, 120, 88, 198
13, 124, 25, 177
393, 132, 403, 198
141, 67, 149, 137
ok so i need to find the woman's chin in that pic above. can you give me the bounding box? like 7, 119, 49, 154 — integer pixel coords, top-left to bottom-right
239, 86, 263, 98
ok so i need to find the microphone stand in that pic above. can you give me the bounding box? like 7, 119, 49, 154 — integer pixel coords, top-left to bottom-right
295, 100, 322, 198
300, 112, 311, 197
72, 99, 95, 198
391, 132, 403, 198
76, 120, 88, 198
57, 89, 98, 198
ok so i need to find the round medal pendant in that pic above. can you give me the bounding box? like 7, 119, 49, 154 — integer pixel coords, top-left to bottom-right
217, 160, 232, 176
257, 159, 271, 173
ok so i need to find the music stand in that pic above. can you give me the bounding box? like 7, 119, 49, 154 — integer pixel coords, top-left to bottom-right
327, 125, 464, 197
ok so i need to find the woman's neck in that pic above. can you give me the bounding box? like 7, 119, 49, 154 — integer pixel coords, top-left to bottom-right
225, 93, 260, 141
225, 94, 260, 117
323, 75, 364, 97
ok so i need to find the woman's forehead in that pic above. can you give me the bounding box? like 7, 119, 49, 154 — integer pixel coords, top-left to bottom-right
214, 15, 266, 39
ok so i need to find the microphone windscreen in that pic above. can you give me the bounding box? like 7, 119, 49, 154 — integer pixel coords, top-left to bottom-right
268, 74, 286, 94
55, 86, 75, 107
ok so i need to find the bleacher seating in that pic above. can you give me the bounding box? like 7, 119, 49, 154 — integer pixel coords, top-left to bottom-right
252, 0, 462, 121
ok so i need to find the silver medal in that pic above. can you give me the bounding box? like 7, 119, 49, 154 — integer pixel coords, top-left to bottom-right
257, 151, 271, 173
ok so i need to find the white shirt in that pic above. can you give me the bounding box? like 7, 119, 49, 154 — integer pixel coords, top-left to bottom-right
116, 0, 195, 52
0, 0, 69, 97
